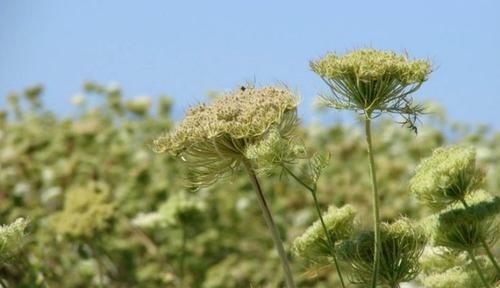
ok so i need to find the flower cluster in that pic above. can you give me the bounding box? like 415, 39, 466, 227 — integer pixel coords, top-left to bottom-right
0, 218, 29, 263
153, 86, 299, 186
292, 205, 356, 258
409, 145, 484, 210
311, 49, 431, 128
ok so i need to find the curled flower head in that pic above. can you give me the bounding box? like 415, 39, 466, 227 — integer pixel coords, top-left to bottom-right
431, 192, 500, 252
409, 146, 484, 211
153, 86, 299, 187
338, 218, 427, 287
311, 49, 431, 126
292, 205, 356, 258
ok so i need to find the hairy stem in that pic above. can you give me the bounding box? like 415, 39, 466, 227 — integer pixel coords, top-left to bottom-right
364, 116, 381, 288
243, 162, 295, 288
282, 165, 347, 288
459, 198, 500, 275
467, 249, 492, 288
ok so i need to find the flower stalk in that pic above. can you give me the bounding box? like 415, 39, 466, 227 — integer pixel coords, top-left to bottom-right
466, 248, 492, 288
243, 161, 295, 288
282, 165, 347, 288
364, 116, 381, 288
459, 198, 500, 275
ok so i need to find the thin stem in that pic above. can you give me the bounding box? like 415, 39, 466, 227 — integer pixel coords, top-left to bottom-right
282, 165, 347, 288
459, 198, 500, 275
467, 249, 492, 288
364, 116, 381, 288
243, 161, 295, 288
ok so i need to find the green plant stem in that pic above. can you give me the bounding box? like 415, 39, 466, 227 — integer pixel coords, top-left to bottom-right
364, 116, 381, 288
467, 249, 492, 288
459, 198, 500, 275
243, 161, 296, 288
282, 165, 347, 288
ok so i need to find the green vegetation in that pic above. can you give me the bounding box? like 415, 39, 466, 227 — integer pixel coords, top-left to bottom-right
0, 49, 499, 287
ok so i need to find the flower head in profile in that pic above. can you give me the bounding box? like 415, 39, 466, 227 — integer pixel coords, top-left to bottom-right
409, 146, 485, 211
292, 205, 356, 258
311, 49, 431, 127
152, 86, 299, 187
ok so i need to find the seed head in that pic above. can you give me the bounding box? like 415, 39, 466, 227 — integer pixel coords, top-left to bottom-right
153, 86, 299, 187
409, 146, 484, 211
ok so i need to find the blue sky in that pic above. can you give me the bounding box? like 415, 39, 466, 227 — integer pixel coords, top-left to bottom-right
1, 0, 499, 126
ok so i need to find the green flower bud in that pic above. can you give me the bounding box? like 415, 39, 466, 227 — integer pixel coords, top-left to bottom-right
292, 205, 356, 258
410, 146, 485, 211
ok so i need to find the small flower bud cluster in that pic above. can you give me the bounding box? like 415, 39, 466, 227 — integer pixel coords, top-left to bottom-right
410, 146, 484, 210
292, 205, 356, 258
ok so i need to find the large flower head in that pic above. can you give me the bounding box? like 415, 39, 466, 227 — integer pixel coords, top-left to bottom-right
153, 86, 300, 186
311, 49, 431, 125
409, 146, 484, 211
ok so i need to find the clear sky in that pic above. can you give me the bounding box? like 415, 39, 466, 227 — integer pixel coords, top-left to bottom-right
1, 0, 499, 126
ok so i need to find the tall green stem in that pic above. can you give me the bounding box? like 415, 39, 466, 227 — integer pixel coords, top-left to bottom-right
364, 116, 381, 288
467, 249, 492, 288
459, 198, 500, 276
243, 161, 296, 288
282, 165, 347, 288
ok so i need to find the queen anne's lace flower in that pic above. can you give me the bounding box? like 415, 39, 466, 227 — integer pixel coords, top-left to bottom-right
311, 49, 431, 128
153, 86, 299, 186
